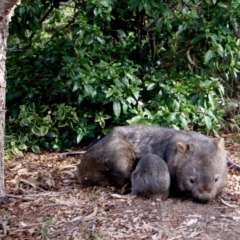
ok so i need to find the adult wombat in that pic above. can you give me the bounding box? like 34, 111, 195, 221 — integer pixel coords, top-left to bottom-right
131, 154, 170, 199
77, 125, 228, 203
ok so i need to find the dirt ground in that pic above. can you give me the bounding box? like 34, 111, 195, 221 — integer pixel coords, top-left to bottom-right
1, 136, 240, 240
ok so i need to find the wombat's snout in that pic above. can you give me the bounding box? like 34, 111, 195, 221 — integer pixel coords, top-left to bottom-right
195, 192, 211, 203
194, 187, 213, 203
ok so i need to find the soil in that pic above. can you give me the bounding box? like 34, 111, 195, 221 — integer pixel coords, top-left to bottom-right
1, 137, 240, 240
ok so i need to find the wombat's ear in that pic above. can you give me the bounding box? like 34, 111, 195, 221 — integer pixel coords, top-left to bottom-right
213, 138, 225, 150
176, 142, 192, 155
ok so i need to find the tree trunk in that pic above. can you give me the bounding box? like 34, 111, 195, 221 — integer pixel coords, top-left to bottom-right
0, 0, 20, 196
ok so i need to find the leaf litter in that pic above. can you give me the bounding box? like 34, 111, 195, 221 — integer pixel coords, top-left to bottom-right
0, 140, 240, 239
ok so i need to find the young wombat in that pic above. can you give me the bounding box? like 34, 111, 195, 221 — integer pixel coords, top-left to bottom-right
77, 125, 228, 203
131, 154, 170, 200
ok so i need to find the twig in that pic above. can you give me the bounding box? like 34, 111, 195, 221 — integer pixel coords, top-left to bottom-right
55, 151, 86, 156
227, 158, 240, 172
220, 198, 239, 208
5, 195, 35, 201
27, 4, 55, 47
54, 135, 103, 156
54, 199, 98, 239
6, 189, 73, 200
144, 17, 159, 31
111, 193, 135, 199
1, 220, 8, 236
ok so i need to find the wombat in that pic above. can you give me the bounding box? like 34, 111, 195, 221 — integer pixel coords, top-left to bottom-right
78, 137, 136, 188
131, 154, 170, 200
77, 125, 228, 203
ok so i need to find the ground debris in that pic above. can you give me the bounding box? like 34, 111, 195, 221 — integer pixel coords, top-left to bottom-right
1, 142, 240, 239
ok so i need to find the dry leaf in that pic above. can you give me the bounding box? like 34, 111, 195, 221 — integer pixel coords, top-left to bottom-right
70, 206, 98, 222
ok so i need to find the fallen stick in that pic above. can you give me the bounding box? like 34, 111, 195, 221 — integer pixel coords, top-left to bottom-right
51, 199, 98, 239
6, 189, 73, 200
55, 150, 86, 157
53, 135, 103, 157
227, 158, 240, 171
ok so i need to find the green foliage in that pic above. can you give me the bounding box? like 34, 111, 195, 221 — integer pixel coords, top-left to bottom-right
6, 0, 240, 157
127, 72, 225, 134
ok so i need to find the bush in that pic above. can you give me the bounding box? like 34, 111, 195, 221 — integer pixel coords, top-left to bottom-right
6, 0, 240, 158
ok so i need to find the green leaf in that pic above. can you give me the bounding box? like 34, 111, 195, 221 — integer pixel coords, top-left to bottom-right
77, 133, 83, 143
190, 95, 199, 105
31, 126, 49, 136
178, 24, 187, 34
5, 135, 17, 142
126, 97, 136, 105
126, 116, 142, 124
147, 83, 156, 91
129, 0, 141, 10
62, 56, 73, 62
105, 88, 114, 98
101, 1, 109, 7
85, 34, 93, 45
96, 36, 105, 44
143, 108, 152, 118
31, 145, 40, 153
46, 131, 58, 138
42, 115, 52, 124
21, 118, 32, 126
84, 84, 94, 97
180, 115, 188, 129
209, 34, 218, 44
116, 30, 126, 38
166, 22, 172, 32
9, 147, 23, 157
28, 103, 35, 111
208, 92, 215, 109
204, 115, 212, 130
132, 88, 140, 100
39, 105, 48, 112
218, 84, 225, 97
31, 127, 40, 136
73, 81, 80, 92
78, 94, 84, 103
122, 101, 128, 114
191, 34, 205, 44
58, 122, 68, 128
216, 44, 224, 57
204, 50, 215, 64
113, 100, 121, 118
19, 144, 28, 150
155, 18, 162, 31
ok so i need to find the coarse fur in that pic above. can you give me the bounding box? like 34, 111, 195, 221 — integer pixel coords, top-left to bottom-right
78, 137, 136, 188
77, 125, 228, 203
131, 154, 170, 200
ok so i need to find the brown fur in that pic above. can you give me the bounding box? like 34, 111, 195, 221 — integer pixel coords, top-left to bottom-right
131, 154, 170, 199
78, 137, 136, 188
77, 125, 228, 203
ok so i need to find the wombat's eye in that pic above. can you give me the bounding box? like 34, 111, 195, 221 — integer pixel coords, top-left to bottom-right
189, 177, 195, 184
214, 177, 219, 182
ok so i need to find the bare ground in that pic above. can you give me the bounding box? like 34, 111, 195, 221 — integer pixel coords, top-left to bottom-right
1, 138, 240, 240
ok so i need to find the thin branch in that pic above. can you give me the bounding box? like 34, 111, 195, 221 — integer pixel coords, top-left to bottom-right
26, 3, 55, 48
52, 198, 99, 239
227, 158, 240, 172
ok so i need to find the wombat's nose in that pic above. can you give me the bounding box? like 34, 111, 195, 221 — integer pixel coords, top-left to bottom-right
197, 193, 211, 203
